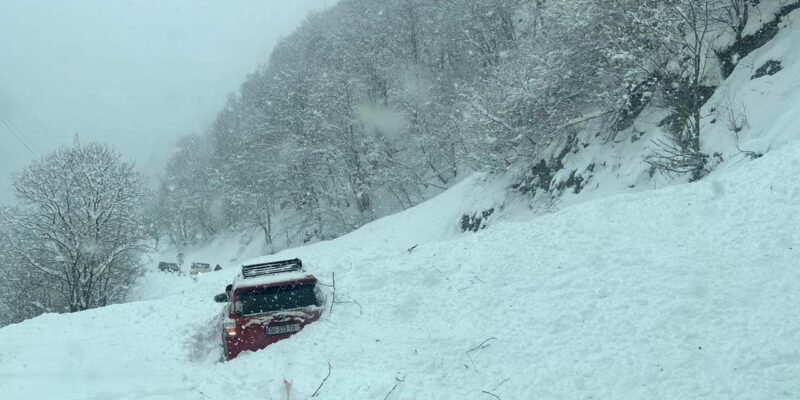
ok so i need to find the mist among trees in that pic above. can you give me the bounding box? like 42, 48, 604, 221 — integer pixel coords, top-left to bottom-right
155, 0, 761, 250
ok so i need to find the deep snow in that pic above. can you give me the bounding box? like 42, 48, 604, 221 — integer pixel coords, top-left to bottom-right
4, 137, 800, 399
2, 8, 800, 400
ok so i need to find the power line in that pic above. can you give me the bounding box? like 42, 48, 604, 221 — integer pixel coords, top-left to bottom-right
2, 109, 44, 153
3, 115, 42, 153
0, 116, 38, 156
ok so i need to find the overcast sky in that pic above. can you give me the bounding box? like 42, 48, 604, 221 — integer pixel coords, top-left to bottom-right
0, 0, 337, 204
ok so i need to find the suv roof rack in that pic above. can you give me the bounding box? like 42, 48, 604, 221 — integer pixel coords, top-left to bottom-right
241, 258, 303, 278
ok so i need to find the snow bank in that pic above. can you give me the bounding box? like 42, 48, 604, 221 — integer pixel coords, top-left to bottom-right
703, 8, 800, 156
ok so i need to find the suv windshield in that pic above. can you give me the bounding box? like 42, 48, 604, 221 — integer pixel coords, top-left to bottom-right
235, 283, 318, 316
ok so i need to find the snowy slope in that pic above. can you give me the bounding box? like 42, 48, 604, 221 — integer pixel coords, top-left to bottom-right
542, 5, 800, 212
3, 132, 799, 400
2, 10, 800, 400
2, 137, 799, 399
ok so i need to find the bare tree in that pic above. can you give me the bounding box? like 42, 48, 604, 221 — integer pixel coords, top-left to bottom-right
602, 0, 722, 178
714, 0, 753, 41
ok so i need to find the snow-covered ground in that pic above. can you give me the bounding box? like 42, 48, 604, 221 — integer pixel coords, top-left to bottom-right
2, 9, 800, 400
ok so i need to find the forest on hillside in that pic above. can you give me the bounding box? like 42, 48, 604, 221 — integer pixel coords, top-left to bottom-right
154, 0, 772, 251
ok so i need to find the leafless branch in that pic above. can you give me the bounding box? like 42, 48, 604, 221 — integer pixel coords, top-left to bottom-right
329, 272, 336, 315
468, 337, 497, 353
481, 390, 503, 400
309, 362, 332, 398
333, 298, 363, 315
383, 376, 406, 400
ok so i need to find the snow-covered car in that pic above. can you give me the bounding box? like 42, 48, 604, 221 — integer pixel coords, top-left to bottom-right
213, 258, 323, 360
190, 262, 212, 276
157, 262, 180, 273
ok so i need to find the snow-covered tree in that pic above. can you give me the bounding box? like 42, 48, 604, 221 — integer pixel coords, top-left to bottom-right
2, 141, 147, 313
156, 134, 225, 248
598, 0, 756, 178
152, 0, 757, 248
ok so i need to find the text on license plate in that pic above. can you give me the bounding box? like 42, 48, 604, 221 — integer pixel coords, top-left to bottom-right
266, 324, 301, 335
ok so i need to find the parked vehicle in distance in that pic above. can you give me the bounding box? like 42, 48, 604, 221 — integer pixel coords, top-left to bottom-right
157, 262, 180, 273
190, 262, 212, 276
214, 258, 323, 360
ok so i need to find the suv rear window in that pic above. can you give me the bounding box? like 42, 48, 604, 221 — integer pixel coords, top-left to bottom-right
235, 283, 319, 316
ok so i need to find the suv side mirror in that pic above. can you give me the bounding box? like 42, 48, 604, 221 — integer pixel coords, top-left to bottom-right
213, 293, 229, 303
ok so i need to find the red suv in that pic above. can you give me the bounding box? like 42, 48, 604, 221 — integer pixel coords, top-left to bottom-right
214, 258, 323, 360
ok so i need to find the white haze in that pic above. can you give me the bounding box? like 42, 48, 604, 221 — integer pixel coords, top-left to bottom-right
0, 0, 338, 204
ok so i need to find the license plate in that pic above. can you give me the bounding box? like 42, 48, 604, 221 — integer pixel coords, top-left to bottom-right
266, 324, 300, 336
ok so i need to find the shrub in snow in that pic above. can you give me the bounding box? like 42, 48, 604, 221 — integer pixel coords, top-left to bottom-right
460, 208, 495, 232
751, 60, 783, 79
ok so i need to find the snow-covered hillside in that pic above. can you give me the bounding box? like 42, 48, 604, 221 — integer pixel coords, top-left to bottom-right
535, 3, 800, 212
2, 9, 800, 400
